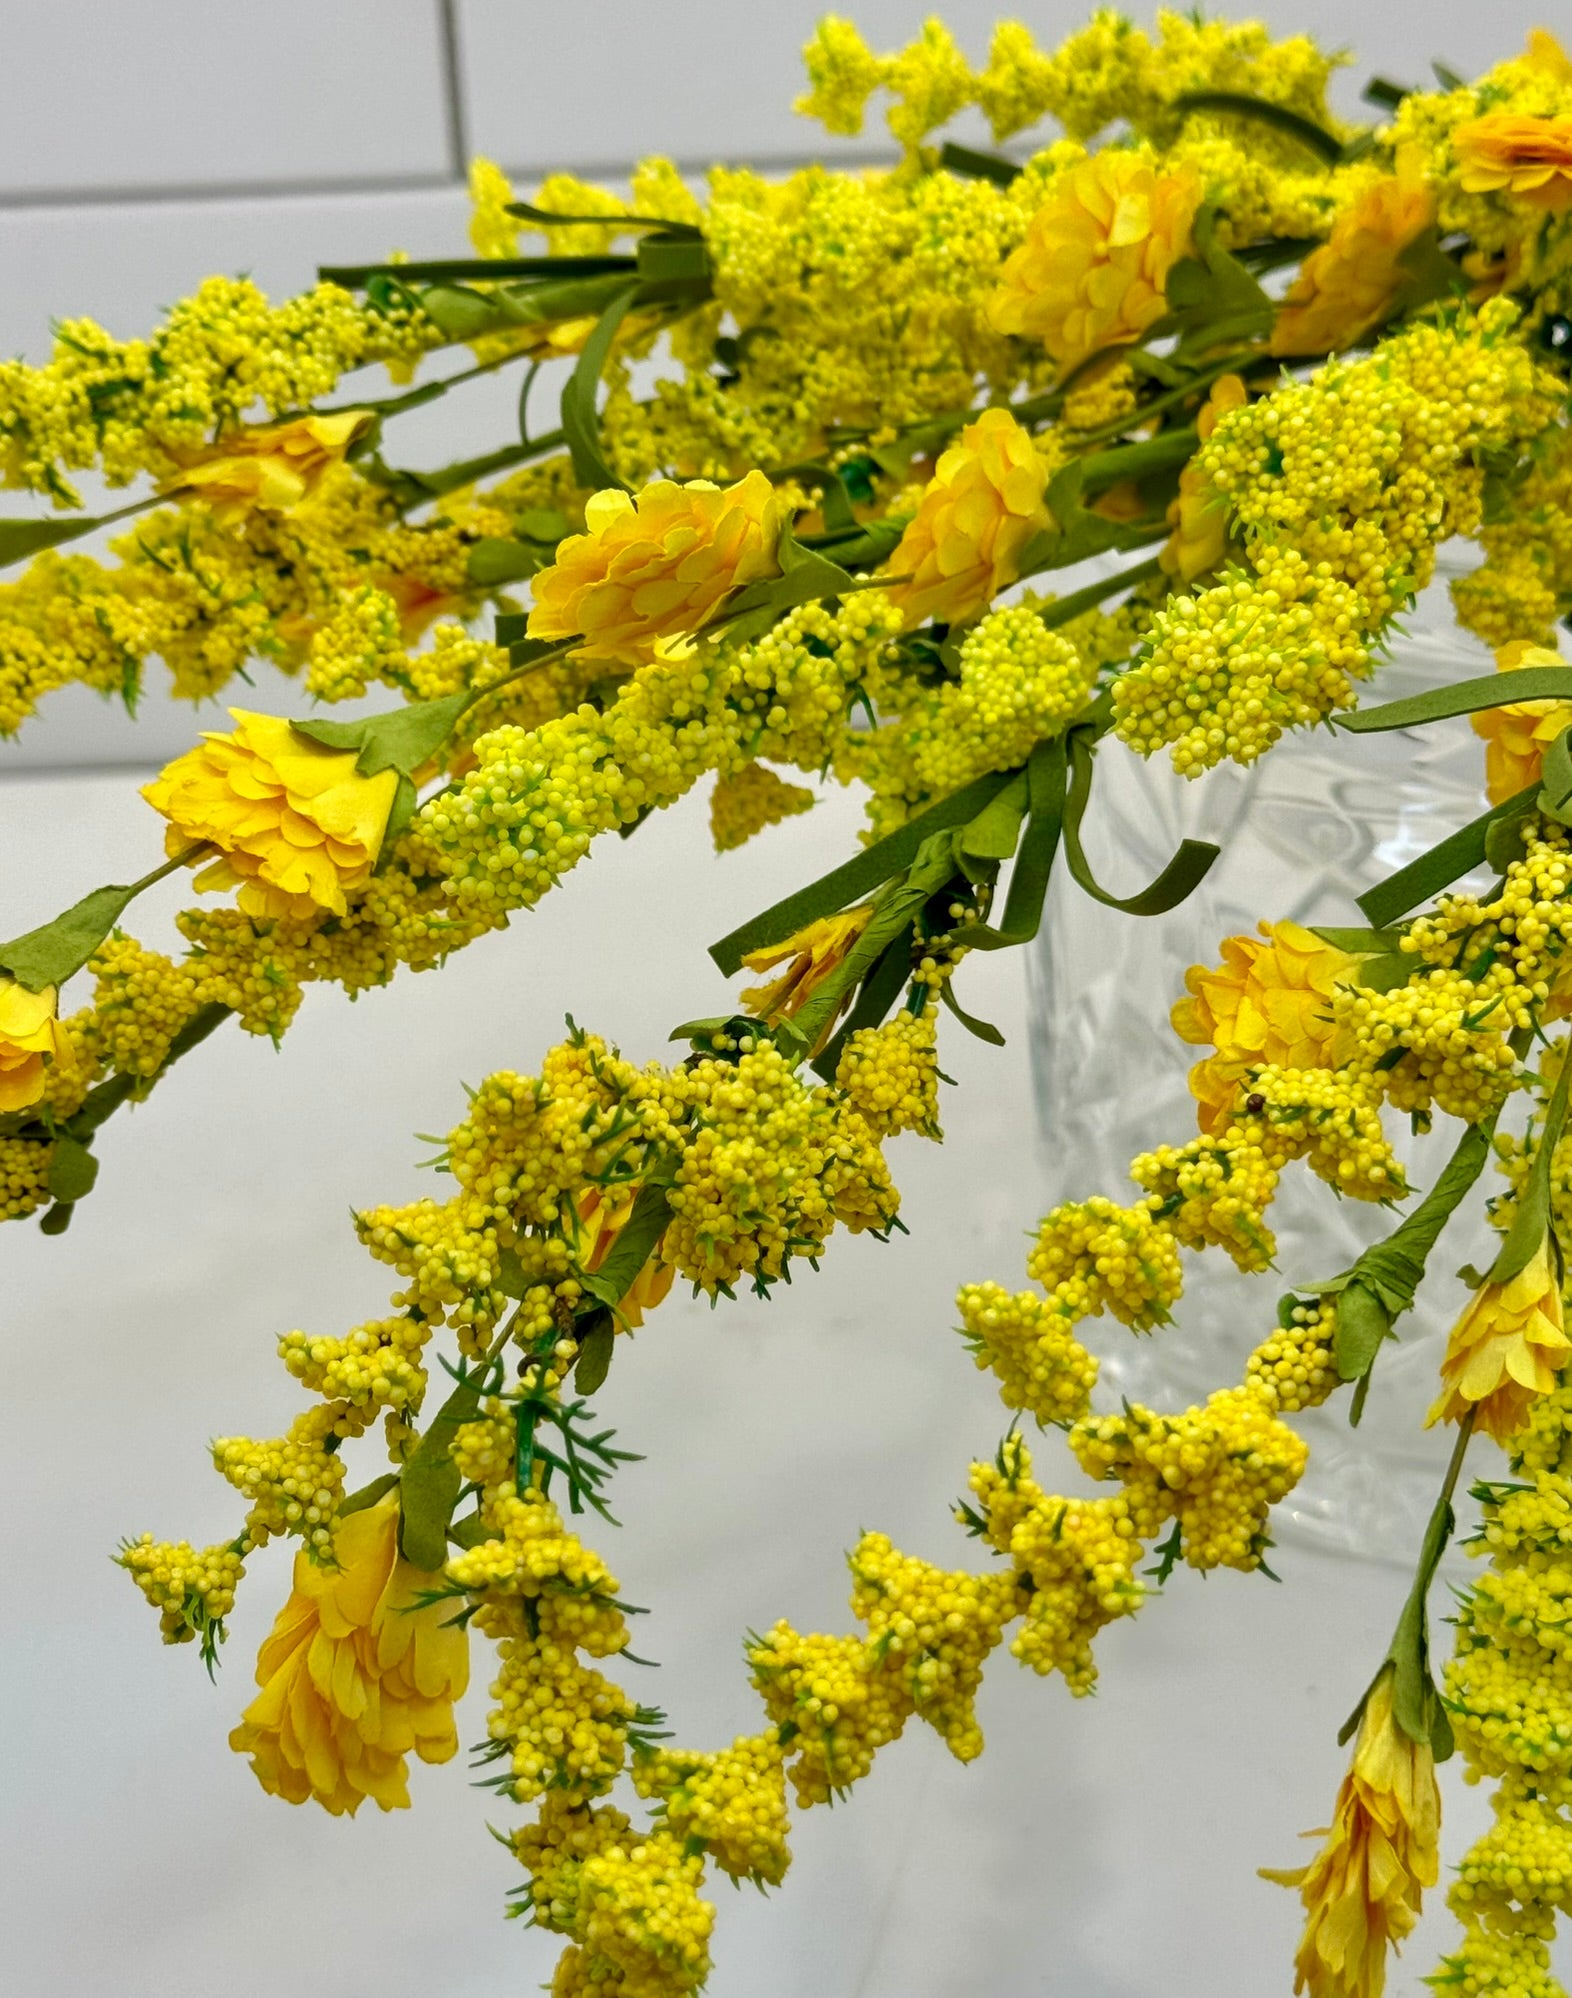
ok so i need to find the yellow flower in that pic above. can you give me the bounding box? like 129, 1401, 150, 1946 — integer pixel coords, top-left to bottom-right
1428, 1237, 1571, 1446
1263, 1665, 1440, 1998
1524, 26, 1572, 83
1160, 373, 1248, 584
526, 471, 783, 667
1455, 111, 1572, 213
142, 708, 399, 922
0, 976, 64, 1113
740, 906, 873, 1052
1171, 921, 1351, 1135
987, 151, 1201, 373
1472, 641, 1572, 803
165, 411, 373, 522
1271, 166, 1435, 358
229, 1496, 468, 1816
881, 408, 1050, 632
570, 1185, 675, 1329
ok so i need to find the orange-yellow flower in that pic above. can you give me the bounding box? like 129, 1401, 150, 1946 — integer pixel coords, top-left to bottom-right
229, 1496, 468, 1816
1455, 111, 1572, 213
571, 1185, 675, 1329
527, 471, 783, 666
1172, 921, 1351, 1134
142, 708, 399, 922
1271, 168, 1435, 358
166, 411, 373, 522
1472, 641, 1572, 803
1263, 1665, 1440, 1998
741, 906, 874, 1053
1160, 373, 1248, 584
987, 151, 1201, 373
1428, 1236, 1571, 1446
0, 975, 64, 1113
880, 408, 1050, 632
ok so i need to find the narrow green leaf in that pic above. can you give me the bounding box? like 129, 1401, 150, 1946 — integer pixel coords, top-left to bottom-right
1062, 734, 1218, 915
1336, 666, 1572, 734
45, 1135, 98, 1205
582, 1183, 674, 1311
505, 201, 702, 241
948, 738, 1068, 951
937, 140, 1020, 187
1172, 90, 1344, 165
0, 880, 142, 991
573, 1317, 616, 1394
1363, 77, 1411, 110
562, 279, 642, 492
958, 773, 1028, 862
0, 512, 110, 569
1488, 1057, 1571, 1286
338, 1472, 400, 1519
709, 769, 1013, 976
1310, 926, 1409, 954
399, 1368, 490, 1569
1356, 782, 1539, 927
809, 926, 914, 1081
937, 977, 1006, 1046
635, 233, 711, 287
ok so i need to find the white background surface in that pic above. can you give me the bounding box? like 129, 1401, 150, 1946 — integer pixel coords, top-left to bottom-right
0, 6, 1552, 1995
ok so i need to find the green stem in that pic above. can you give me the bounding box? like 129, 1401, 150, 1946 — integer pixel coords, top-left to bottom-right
1073, 350, 1269, 448
1037, 554, 1166, 629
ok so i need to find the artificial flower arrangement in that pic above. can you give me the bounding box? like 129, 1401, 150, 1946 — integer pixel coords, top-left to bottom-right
4, 12, 1572, 1994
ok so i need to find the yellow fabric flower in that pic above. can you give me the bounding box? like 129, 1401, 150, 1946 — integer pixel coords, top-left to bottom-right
0, 976, 64, 1113
1472, 640, 1572, 803
740, 906, 873, 1051
1455, 111, 1572, 213
526, 471, 783, 667
1160, 373, 1248, 584
1263, 1665, 1440, 1998
165, 411, 372, 522
571, 1184, 675, 1329
987, 151, 1201, 372
1171, 921, 1351, 1135
1428, 1237, 1572, 1446
142, 708, 400, 922
1271, 167, 1435, 357
881, 408, 1050, 632
229, 1496, 468, 1816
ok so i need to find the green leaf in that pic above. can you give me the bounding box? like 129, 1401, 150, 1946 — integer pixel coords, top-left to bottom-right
958, 773, 1028, 862
581, 1183, 674, 1311
1310, 926, 1409, 954
573, 1317, 617, 1394
809, 926, 915, 1081
1161, 206, 1276, 349
947, 737, 1068, 951
1332, 1280, 1393, 1384
1395, 227, 1467, 312
1336, 666, 1572, 734
466, 537, 546, 587
635, 232, 711, 288
937, 977, 1005, 1046
495, 1244, 530, 1300
562, 279, 642, 492
1036, 554, 1166, 633
1171, 90, 1344, 166
709, 769, 1014, 976
1539, 725, 1572, 827
790, 843, 960, 1056
45, 1135, 98, 1205
0, 880, 142, 991
1061, 734, 1219, 915
399, 1366, 491, 1570
0, 511, 112, 570
338, 1471, 400, 1519
1487, 1056, 1571, 1286
1363, 77, 1411, 111
937, 140, 1020, 187
290, 689, 471, 781
1357, 781, 1540, 927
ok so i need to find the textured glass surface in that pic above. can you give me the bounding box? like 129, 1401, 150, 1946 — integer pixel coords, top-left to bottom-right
1030, 550, 1501, 1565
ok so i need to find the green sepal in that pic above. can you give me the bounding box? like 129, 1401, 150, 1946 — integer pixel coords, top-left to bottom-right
709, 769, 1013, 976
1332, 1280, 1393, 1389
573, 1316, 616, 1395
1395, 227, 1467, 312
0, 880, 147, 991
1357, 781, 1541, 927
504, 200, 703, 242
338, 1471, 400, 1519
1019, 454, 1177, 578
1337, 665, 1572, 734
562, 279, 642, 492
467, 537, 547, 587
46, 1134, 98, 1205
1171, 90, 1343, 165
712, 524, 857, 643
398, 1361, 496, 1570
1161, 206, 1276, 350
1062, 733, 1219, 915
291, 689, 471, 784
581, 1182, 674, 1312
495, 1244, 530, 1300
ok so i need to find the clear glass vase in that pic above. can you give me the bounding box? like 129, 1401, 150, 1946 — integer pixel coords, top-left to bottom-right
1029, 546, 1499, 1565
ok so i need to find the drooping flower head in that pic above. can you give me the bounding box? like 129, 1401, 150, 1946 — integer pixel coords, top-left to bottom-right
1454, 111, 1572, 212
229, 1495, 468, 1816
881, 408, 1050, 632
1471, 640, 1572, 803
527, 471, 783, 666
142, 709, 400, 922
1428, 1236, 1572, 1446
1171, 921, 1351, 1134
0, 976, 64, 1113
165, 410, 373, 523
1271, 164, 1435, 357
988, 150, 1202, 373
